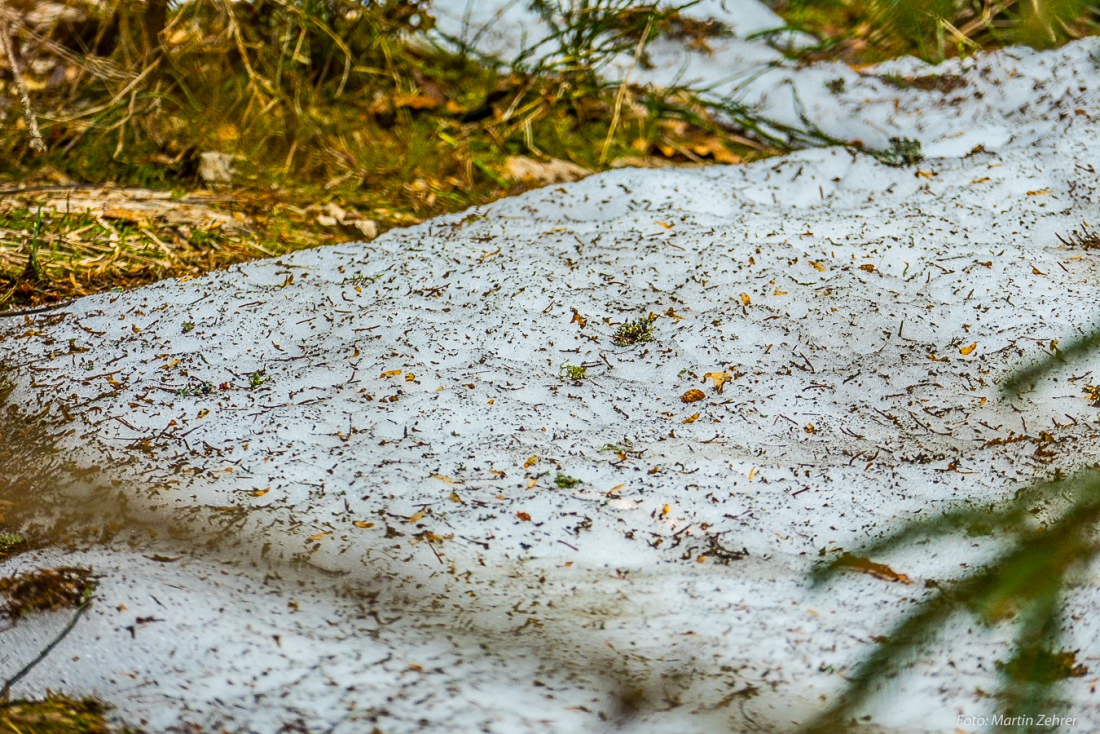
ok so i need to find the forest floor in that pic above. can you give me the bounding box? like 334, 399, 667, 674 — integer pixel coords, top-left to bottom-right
4, 0, 1096, 312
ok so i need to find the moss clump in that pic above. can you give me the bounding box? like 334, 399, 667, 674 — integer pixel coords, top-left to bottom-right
0, 695, 110, 734
0, 531, 28, 557
612, 315, 656, 346
554, 473, 581, 489
559, 364, 588, 381
879, 137, 923, 167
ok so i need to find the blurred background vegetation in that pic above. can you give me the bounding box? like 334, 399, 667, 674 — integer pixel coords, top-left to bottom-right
776, 0, 1100, 62
0, 0, 776, 309
1, 0, 1099, 308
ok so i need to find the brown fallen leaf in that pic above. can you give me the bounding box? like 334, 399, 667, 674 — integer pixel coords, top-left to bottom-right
516, 511, 532, 522
836, 553, 912, 584
681, 389, 706, 403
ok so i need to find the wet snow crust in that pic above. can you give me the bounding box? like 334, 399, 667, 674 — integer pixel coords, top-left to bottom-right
4, 6, 1100, 733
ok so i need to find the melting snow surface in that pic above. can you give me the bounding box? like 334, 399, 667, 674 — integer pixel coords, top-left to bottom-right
3, 8, 1100, 734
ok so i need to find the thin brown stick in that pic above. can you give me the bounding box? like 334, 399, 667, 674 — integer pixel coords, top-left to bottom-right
0, 19, 46, 153
601, 19, 651, 164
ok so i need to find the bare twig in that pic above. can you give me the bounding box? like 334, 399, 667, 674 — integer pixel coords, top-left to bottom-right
0, 601, 91, 701
0, 19, 46, 153
601, 18, 652, 164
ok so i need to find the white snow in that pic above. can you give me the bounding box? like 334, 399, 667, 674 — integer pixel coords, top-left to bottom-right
3, 5, 1100, 733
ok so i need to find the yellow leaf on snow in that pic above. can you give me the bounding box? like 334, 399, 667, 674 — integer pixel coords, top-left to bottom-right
739, 292, 751, 305
524, 456, 540, 468
381, 369, 402, 378
353, 521, 374, 528
1027, 188, 1052, 196
431, 474, 457, 483
406, 509, 427, 523
960, 343, 978, 356
809, 261, 827, 272
703, 372, 733, 392
682, 412, 700, 424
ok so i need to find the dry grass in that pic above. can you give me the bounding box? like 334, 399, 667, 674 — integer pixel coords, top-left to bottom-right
0, 0, 775, 310
0, 695, 110, 734
773, 0, 1100, 64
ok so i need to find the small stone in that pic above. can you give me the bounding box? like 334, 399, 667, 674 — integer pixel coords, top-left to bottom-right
198, 152, 235, 183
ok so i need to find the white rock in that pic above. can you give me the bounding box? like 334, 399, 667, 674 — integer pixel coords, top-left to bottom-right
197, 151, 234, 183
